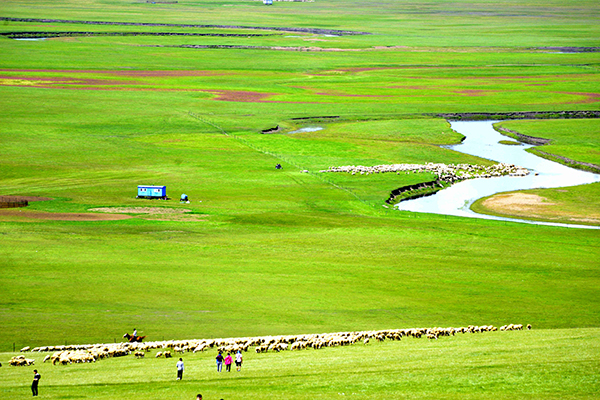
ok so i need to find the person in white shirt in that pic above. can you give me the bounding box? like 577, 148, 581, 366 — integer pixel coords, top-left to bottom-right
176, 358, 184, 380
235, 350, 243, 371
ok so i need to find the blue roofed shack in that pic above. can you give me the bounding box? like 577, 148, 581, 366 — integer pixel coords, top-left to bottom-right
137, 185, 167, 199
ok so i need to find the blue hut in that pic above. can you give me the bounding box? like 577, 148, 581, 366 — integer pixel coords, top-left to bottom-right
264, 0, 273, 5
137, 185, 167, 199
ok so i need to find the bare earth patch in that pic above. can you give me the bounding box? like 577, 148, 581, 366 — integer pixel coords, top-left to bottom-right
0, 209, 131, 221
207, 90, 276, 102
89, 207, 206, 221
90, 207, 191, 214
481, 193, 600, 224
0, 206, 205, 222
0, 69, 223, 77
454, 89, 497, 96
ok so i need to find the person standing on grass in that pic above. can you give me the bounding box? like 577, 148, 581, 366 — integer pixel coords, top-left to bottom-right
224, 352, 232, 372
196, 395, 202, 400
176, 358, 184, 380
216, 352, 224, 372
31, 369, 41, 396
235, 350, 243, 371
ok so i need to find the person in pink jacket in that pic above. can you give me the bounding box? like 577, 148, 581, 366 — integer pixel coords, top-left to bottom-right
224, 353, 233, 372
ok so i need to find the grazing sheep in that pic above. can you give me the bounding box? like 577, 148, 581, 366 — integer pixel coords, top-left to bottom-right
255, 345, 268, 353
29, 321, 531, 366
194, 344, 208, 353
9, 355, 35, 366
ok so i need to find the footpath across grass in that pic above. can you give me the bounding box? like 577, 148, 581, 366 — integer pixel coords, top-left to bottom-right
1, 328, 599, 399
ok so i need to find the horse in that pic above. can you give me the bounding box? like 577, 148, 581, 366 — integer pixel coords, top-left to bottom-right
123, 333, 146, 342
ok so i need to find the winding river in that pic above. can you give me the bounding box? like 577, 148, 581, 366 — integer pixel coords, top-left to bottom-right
395, 120, 600, 229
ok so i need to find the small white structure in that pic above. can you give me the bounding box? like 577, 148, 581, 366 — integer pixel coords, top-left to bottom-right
264, 0, 273, 5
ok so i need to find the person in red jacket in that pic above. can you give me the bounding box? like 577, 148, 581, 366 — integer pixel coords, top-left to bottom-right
224, 353, 233, 372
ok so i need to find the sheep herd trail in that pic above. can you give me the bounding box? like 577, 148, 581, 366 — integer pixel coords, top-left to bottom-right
10, 323, 529, 366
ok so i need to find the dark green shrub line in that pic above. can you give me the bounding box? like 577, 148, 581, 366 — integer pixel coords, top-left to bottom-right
493, 123, 600, 173
528, 149, 600, 174
494, 126, 551, 145
0, 17, 371, 36
1, 31, 275, 39
434, 111, 600, 121
386, 180, 449, 205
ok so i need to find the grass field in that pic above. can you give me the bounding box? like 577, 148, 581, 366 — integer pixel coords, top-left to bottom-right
2, 328, 600, 399
1, 0, 599, 398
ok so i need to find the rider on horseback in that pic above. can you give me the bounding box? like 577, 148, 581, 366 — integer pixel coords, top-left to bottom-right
123, 329, 145, 342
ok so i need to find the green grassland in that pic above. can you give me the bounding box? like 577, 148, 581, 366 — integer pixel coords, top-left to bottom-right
1, 0, 600, 398
2, 328, 600, 399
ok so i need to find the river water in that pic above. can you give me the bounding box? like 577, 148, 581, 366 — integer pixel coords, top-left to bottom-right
395, 120, 600, 229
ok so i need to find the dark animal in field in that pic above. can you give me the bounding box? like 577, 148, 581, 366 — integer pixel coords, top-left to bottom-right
123, 333, 146, 342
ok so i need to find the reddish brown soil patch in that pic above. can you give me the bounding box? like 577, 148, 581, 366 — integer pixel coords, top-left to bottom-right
562, 92, 600, 104
89, 207, 207, 221
207, 90, 276, 102
0, 209, 131, 221
0, 69, 225, 91
454, 89, 495, 96
0, 75, 137, 87
313, 67, 395, 75
0, 196, 52, 202
89, 207, 191, 214
0, 69, 223, 77
108, 70, 223, 77
0, 71, 311, 102
291, 86, 392, 98
386, 85, 429, 90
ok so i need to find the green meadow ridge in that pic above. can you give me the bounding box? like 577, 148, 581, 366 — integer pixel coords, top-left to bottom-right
0, 0, 599, 398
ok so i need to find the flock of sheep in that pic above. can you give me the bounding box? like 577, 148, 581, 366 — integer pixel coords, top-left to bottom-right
319, 162, 530, 183
7, 355, 35, 366
10, 323, 530, 366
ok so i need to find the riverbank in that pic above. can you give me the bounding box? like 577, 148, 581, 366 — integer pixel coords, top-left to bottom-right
434, 110, 600, 121
493, 119, 600, 174
471, 184, 600, 226
396, 120, 600, 228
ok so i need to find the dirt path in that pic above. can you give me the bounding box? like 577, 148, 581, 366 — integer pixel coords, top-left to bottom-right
0, 209, 132, 221
0, 206, 208, 222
